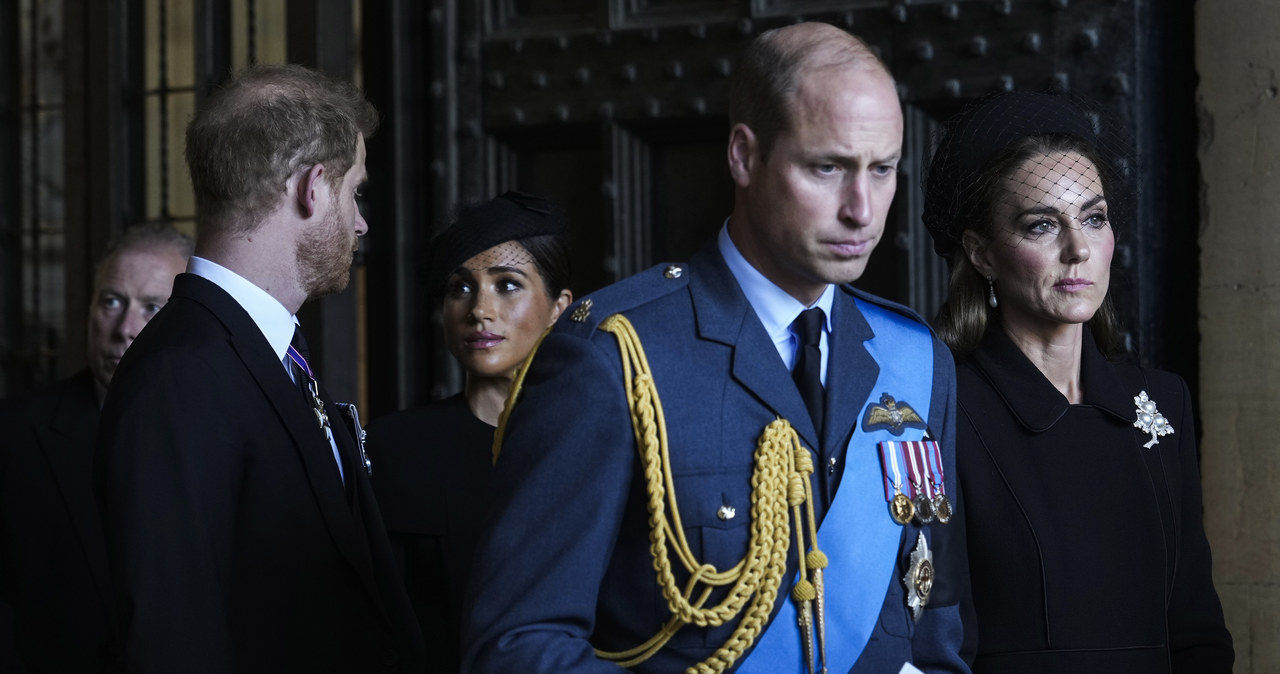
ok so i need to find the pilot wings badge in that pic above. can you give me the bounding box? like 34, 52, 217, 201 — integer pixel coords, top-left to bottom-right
862, 393, 927, 436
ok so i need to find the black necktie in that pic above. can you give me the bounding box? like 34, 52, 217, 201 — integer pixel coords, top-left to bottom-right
287, 326, 316, 404
792, 307, 826, 434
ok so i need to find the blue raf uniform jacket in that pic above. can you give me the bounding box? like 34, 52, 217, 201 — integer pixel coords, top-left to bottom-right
460, 245, 971, 673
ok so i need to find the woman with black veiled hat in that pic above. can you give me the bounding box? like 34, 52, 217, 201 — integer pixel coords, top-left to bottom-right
365, 191, 572, 672
922, 91, 1232, 673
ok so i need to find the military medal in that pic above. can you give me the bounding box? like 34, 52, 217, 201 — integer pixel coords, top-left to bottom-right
287, 344, 330, 434
1133, 390, 1175, 448
905, 442, 935, 524
925, 441, 952, 524
891, 492, 914, 526
904, 531, 934, 621
306, 380, 329, 431
931, 487, 953, 524
879, 441, 915, 525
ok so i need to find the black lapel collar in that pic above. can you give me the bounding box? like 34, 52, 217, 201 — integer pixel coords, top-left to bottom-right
688, 245, 820, 448
823, 288, 878, 451
970, 327, 1132, 432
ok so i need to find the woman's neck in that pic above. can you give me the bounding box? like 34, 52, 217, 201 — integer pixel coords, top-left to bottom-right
1001, 320, 1086, 404
464, 373, 512, 427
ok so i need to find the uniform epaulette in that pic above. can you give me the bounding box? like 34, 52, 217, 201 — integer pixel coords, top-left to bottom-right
555, 262, 691, 338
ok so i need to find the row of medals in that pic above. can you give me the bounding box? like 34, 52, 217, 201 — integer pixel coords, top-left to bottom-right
891, 485, 952, 526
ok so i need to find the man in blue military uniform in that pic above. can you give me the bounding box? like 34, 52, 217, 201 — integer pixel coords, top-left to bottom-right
461, 22, 971, 673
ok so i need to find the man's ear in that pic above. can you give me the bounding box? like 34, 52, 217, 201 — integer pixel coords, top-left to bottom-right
963, 230, 996, 279
295, 164, 327, 219
727, 123, 758, 188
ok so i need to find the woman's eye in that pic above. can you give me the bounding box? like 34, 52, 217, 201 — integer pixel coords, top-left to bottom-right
498, 280, 523, 293
1025, 219, 1057, 237
1084, 212, 1110, 229
446, 280, 472, 296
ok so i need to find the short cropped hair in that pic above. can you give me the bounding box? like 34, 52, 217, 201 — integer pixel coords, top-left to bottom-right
95, 223, 194, 284
729, 23, 887, 162
185, 64, 378, 237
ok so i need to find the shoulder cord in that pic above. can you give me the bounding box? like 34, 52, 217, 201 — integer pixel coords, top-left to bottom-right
491, 314, 829, 673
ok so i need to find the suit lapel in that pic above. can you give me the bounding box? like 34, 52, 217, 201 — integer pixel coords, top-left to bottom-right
37, 371, 113, 608
823, 289, 878, 454
689, 247, 820, 449
179, 275, 387, 620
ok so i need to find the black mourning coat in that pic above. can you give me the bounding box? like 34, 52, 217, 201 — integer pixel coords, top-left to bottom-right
1, 371, 114, 672
96, 274, 425, 673
956, 328, 1233, 673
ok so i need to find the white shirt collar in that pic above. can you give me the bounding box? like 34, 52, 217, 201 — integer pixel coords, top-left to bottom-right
187, 256, 298, 364
717, 222, 834, 373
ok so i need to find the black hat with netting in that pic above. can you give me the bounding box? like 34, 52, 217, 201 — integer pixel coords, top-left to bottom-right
428, 190, 566, 295
921, 90, 1132, 259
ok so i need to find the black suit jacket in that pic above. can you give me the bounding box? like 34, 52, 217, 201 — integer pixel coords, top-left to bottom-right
0, 370, 114, 673
96, 273, 424, 673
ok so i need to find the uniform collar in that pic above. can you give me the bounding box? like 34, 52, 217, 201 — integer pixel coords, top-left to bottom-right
717, 222, 834, 370
969, 327, 1133, 432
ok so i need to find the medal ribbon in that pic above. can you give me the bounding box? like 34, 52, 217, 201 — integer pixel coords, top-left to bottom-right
905, 441, 933, 499
286, 345, 315, 383
878, 441, 908, 501
926, 440, 946, 496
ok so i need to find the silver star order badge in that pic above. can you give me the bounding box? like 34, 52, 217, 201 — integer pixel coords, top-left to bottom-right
903, 531, 933, 621
1133, 390, 1174, 449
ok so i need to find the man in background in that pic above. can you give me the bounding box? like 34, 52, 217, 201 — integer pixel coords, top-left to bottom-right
0, 224, 190, 672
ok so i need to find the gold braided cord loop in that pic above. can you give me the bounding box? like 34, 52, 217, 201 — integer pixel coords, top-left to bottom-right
593, 314, 826, 673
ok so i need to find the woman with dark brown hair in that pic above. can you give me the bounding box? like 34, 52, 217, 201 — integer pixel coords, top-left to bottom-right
923, 91, 1232, 673
365, 191, 572, 672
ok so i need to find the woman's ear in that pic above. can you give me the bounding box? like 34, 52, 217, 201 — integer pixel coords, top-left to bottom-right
548, 289, 573, 326
962, 230, 996, 280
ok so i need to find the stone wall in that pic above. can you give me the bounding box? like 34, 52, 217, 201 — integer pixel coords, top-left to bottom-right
1197, 1, 1280, 671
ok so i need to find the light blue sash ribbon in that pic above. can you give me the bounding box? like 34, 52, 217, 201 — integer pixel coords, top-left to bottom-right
738, 299, 933, 673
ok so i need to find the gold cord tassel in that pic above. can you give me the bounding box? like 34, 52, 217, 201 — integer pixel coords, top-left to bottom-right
809, 550, 830, 674
793, 579, 817, 674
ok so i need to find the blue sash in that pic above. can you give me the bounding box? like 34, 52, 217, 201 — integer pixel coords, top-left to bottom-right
738, 298, 934, 673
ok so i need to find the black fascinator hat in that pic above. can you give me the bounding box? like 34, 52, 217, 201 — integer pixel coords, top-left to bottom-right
922, 90, 1129, 258
428, 191, 567, 295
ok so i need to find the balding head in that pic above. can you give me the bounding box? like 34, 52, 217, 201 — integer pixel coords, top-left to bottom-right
730, 22, 892, 162
185, 64, 378, 240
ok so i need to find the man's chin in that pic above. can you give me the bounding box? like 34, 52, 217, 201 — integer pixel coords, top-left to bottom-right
306, 269, 353, 301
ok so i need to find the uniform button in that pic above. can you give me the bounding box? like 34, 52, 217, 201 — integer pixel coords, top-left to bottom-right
664, 264, 683, 279
717, 505, 736, 520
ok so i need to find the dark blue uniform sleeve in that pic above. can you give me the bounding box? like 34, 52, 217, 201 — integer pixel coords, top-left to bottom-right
912, 338, 972, 673
459, 328, 633, 673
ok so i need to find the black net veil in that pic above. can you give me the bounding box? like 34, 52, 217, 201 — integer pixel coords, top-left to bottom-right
427, 190, 567, 296
921, 90, 1134, 261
